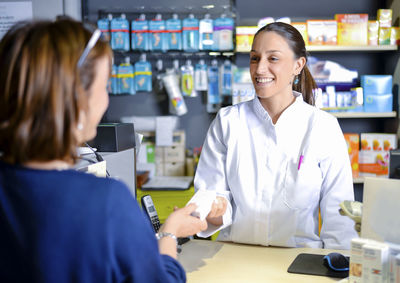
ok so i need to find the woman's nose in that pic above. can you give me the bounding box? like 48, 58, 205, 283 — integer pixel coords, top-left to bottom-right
256, 60, 268, 74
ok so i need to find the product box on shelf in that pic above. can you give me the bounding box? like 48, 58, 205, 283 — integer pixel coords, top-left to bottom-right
163, 162, 185, 176
335, 14, 368, 45
364, 93, 393, 112
379, 27, 392, 45
390, 27, 400, 45
306, 20, 325, 45
235, 26, 258, 52
164, 146, 185, 163
360, 75, 392, 95
360, 133, 397, 152
323, 20, 337, 45
291, 22, 308, 45
344, 133, 359, 178
362, 242, 389, 283
368, 20, 379, 45
350, 238, 373, 283
377, 9, 392, 28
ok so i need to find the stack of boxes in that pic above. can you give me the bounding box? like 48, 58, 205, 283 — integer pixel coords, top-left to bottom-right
361, 75, 393, 113
137, 131, 186, 177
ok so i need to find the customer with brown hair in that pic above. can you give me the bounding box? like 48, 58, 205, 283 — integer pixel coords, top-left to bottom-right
0, 19, 206, 282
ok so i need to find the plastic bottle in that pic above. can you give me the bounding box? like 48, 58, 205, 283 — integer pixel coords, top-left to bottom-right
199, 14, 214, 50
207, 59, 221, 113
162, 69, 188, 116
194, 59, 208, 91
219, 59, 233, 96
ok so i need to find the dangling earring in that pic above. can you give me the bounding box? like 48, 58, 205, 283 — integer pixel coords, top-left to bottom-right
77, 123, 83, 131
294, 75, 299, 85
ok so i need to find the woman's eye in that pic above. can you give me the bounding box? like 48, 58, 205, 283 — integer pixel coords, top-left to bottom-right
250, 56, 258, 62
269, 57, 278, 62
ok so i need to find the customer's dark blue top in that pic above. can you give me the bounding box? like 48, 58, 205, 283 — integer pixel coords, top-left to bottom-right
0, 161, 186, 283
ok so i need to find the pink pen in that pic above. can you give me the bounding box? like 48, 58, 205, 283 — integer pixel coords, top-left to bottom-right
297, 155, 304, 170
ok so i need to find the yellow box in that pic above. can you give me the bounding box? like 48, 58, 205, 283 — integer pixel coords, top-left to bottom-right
335, 14, 368, 45
291, 22, 308, 45
368, 20, 379, 45
236, 26, 258, 52
377, 9, 392, 28
379, 27, 391, 45
390, 27, 400, 45
137, 186, 195, 223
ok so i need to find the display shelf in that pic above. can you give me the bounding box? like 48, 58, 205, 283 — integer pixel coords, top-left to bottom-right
236, 45, 398, 53
327, 111, 397, 118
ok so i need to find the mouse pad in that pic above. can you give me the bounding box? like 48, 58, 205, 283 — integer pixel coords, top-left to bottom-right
287, 253, 349, 278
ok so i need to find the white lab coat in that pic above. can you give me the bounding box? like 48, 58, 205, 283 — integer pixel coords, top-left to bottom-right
194, 91, 358, 249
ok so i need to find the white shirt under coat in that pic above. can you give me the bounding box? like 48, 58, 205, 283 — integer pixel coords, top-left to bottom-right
194, 91, 358, 249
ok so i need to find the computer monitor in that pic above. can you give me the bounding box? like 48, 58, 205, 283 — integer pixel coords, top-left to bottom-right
361, 177, 400, 244
389, 149, 400, 179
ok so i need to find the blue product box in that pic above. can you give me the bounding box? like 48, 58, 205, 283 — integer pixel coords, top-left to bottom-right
364, 93, 393, 112
361, 75, 392, 95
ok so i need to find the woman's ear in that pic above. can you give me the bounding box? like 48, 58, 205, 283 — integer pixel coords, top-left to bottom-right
294, 57, 306, 75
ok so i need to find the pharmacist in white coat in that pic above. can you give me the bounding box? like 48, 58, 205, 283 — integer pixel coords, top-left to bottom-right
194, 22, 358, 249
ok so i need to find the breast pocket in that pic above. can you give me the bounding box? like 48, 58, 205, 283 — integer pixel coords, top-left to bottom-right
283, 156, 322, 210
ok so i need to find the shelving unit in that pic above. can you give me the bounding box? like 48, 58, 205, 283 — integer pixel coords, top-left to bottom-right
328, 111, 397, 118
236, 45, 398, 53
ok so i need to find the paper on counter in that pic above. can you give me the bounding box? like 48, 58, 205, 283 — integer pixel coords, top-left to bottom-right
186, 190, 216, 220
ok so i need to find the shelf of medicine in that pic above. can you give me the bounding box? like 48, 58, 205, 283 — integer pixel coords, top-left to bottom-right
236, 45, 398, 53
328, 111, 397, 118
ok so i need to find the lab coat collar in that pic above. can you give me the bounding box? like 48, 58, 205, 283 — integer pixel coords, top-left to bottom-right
252, 91, 304, 123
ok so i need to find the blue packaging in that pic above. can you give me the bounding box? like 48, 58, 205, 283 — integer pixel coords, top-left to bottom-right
364, 93, 393, 112
182, 14, 199, 52
166, 14, 182, 50
134, 54, 152, 92
149, 14, 167, 52
97, 14, 112, 41
131, 14, 149, 51
361, 75, 392, 95
199, 14, 214, 50
213, 15, 234, 51
117, 57, 135, 95
111, 14, 130, 51
208, 59, 220, 104
110, 63, 119, 95
219, 59, 233, 95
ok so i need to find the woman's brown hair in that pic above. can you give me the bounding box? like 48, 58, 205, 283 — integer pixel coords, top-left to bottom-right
253, 22, 317, 105
0, 19, 112, 164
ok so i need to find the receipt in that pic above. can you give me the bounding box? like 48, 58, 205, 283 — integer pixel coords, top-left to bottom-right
186, 190, 216, 220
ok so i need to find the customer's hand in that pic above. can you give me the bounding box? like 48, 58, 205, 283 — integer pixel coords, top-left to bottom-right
206, 196, 228, 226
160, 203, 207, 238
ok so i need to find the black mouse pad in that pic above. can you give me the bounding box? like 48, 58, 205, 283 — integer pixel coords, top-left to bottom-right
287, 253, 349, 278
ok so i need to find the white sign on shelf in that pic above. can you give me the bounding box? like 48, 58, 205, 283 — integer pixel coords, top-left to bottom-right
0, 1, 33, 39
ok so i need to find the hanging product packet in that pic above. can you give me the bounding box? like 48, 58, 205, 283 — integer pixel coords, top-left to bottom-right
194, 59, 208, 91
97, 14, 112, 41
181, 60, 196, 97
117, 57, 135, 95
182, 14, 199, 52
134, 54, 152, 92
131, 14, 149, 51
162, 69, 188, 116
207, 59, 221, 113
111, 14, 130, 51
110, 59, 119, 95
166, 13, 182, 50
213, 14, 234, 51
219, 59, 233, 95
199, 14, 214, 50
149, 14, 167, 52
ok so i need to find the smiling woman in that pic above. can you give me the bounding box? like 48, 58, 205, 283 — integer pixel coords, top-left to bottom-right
192, 22, 359, 250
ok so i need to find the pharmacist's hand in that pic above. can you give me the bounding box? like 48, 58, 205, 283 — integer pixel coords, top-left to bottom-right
161, 203, 207, 238
206, 196, 227, 226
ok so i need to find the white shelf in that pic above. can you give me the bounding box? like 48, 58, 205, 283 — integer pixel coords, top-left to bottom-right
306, 45, 398, 52
327, 111, 397, 118
353, 177, 364, 184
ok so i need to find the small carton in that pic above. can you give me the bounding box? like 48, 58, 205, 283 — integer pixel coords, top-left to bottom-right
388, 243, 400, 283
361, 133, 397, 152
379, 27, 392, 45
359, 150, 390, 177
291, 22, 308, 45
235, 26, 258, 52
377, 9, 392, 28
307, 20, 325, 45
368, 20, 379, 45
350, 238, 372, 283
164, 146, 185, 163
390, 27, 400, 45
344, 133, 360, 178
336, 14, 368, 45
362, 242, 389, 283
324, 20, 337, 45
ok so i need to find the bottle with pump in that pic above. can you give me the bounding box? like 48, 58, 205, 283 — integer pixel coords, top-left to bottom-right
207, 59, 221, 113
181, 60, 196, 97
134, 54, 152, 92
194, 59, 208, 91
199, 14, 214, 50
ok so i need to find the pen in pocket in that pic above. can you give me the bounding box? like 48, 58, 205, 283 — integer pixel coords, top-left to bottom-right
297, 154, 304, 170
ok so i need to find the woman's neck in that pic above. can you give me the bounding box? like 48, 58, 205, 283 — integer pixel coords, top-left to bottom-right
258, 91, 296, 124
24, 160, 72, 170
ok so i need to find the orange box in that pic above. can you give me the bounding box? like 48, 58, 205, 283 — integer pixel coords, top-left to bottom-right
344, 133, 360, 178
335, 14, 368, 45
359, 151, 390, 177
